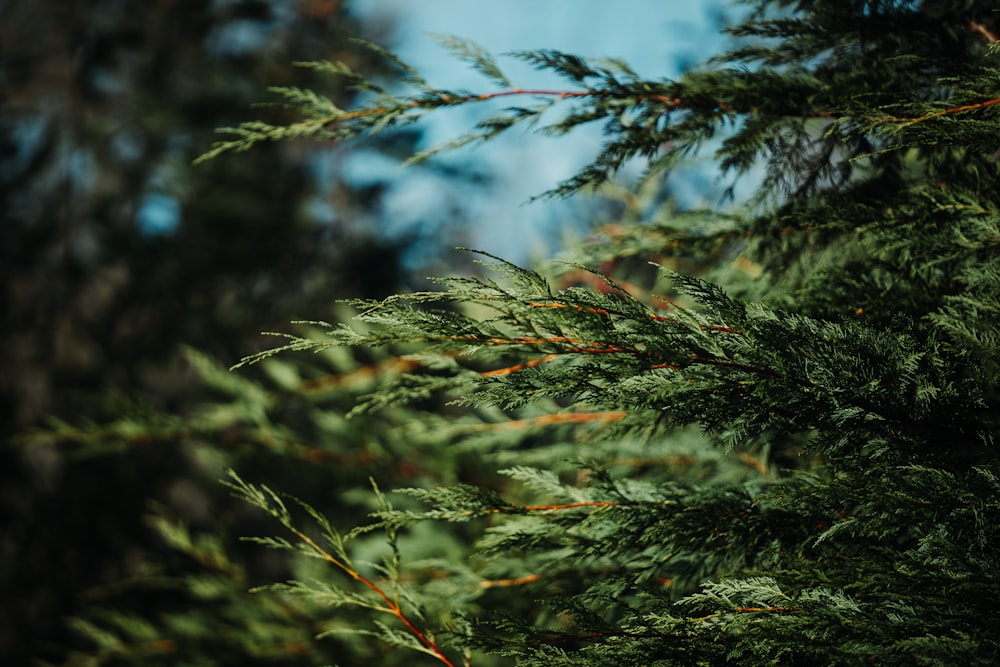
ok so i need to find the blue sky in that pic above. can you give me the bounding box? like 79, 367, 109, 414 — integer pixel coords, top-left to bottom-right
347, 0, 735, 265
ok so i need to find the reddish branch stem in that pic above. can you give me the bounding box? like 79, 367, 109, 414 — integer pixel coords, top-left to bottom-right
355, 575, 456, 666
290, 527, 457, 666
879, 96, 1000, 125
486, 411, 628, 428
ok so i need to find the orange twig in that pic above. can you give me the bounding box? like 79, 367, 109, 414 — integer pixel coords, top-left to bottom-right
970, 20, 999, 43
481, 354, 560, 377
289, 527, 457, 666
480, 574, 542, 588
529, 301, 610, 316
520, 501, 618, 512
485, 411, 628, 429
476, 334, 642, 377
301, 358, 423, 392
880, 96, 1000, 126
737, 450, 771, 476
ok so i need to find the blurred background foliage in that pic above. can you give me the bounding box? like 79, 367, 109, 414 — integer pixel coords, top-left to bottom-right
0, 0, 482, 430
0, 1, 491, 663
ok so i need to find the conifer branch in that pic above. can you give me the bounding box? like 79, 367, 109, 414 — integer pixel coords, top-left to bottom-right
224, 472, 458, 666
174, 4, 1000, 664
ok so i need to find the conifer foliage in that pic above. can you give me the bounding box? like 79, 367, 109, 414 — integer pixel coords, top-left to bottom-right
202, 1, 999, 665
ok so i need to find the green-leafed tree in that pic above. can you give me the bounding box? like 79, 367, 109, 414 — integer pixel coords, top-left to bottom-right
43, 1, 1000, 665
